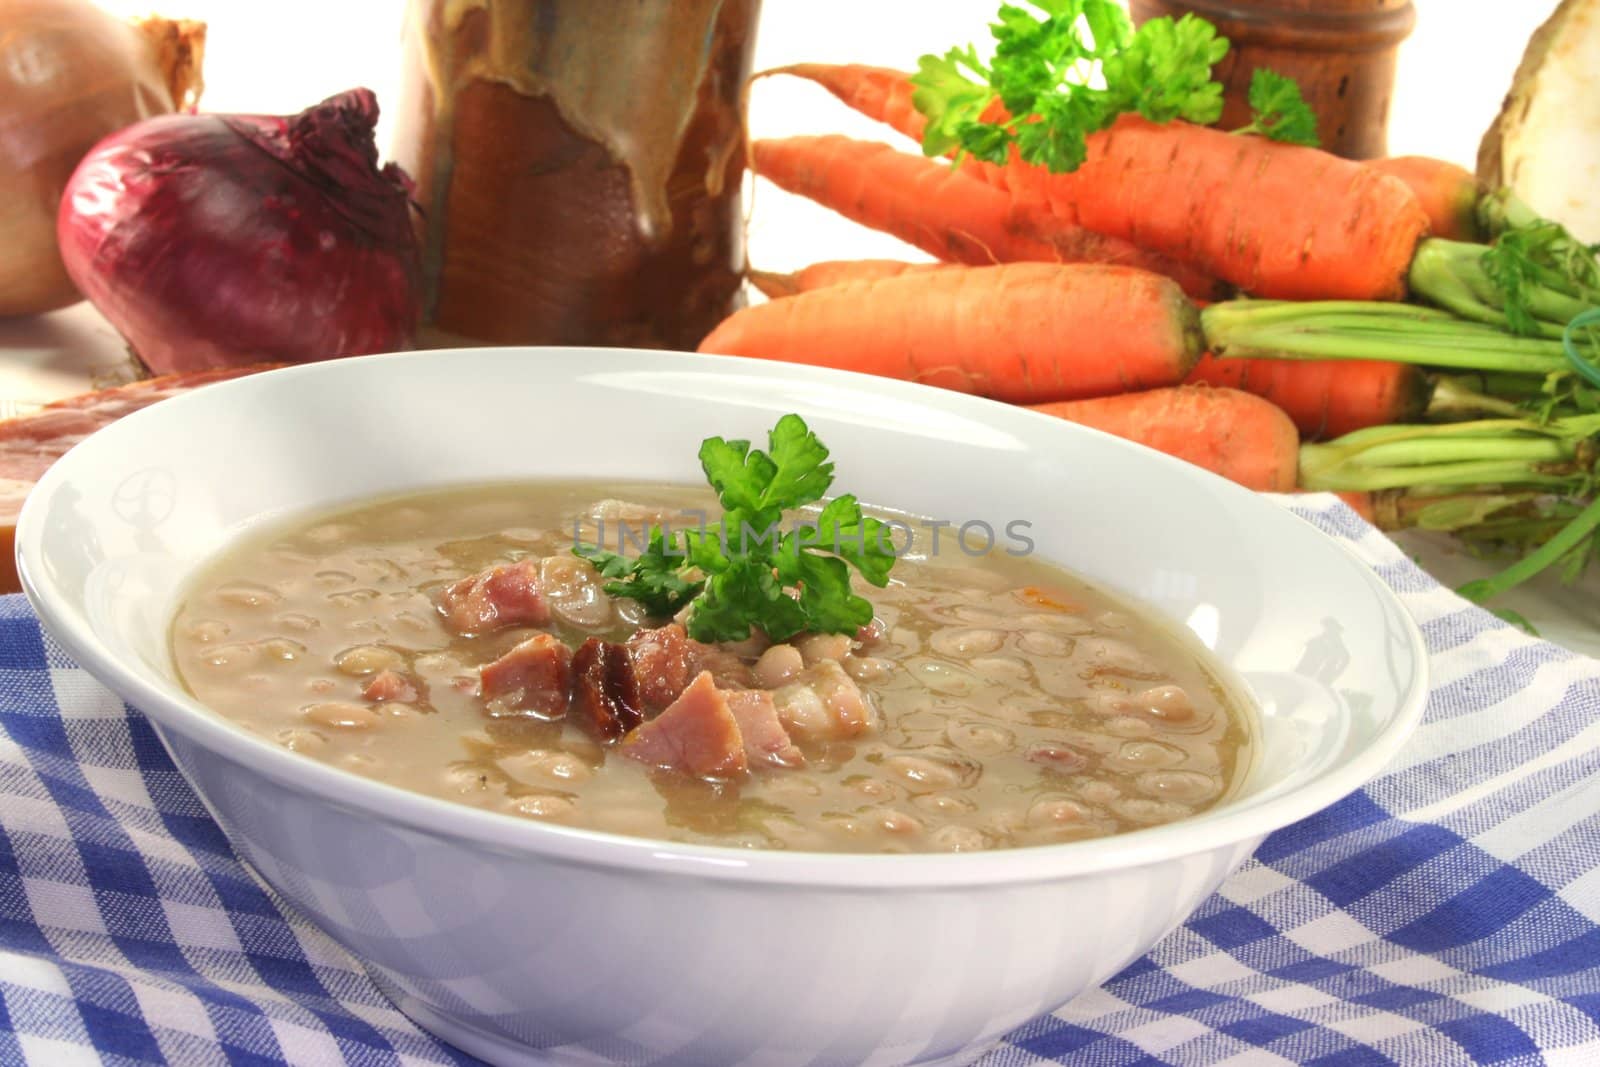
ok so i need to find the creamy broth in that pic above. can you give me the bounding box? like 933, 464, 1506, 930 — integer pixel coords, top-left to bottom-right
170, 483, 1251, 853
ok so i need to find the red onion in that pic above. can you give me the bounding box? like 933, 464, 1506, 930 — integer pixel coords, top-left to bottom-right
57, 89, 421, 374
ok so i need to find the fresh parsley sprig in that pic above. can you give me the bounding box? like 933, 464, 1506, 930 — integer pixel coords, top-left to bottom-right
1232, 69, 1319, 147
912, 1, 1319, 175
574, 415, 896, 644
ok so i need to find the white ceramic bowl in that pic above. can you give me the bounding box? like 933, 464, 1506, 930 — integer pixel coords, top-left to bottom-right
18, 348, 1427, 1067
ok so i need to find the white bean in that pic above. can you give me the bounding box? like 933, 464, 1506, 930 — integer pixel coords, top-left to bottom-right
1136, 684, 1199, 723
303, 702, 381, 730
259, 638, 305, 663
869, 809, 923, 835
275, 728, 326, 753
843, 656, 894, 684
754, 644, 804, 688
335, 644, 405, 677
200, 643, 256, 671
945, 721, 1015, 754
932, 825, 987, 852
794, 632, 851, 666
906, 658, 979, 696
1136, 770, 1219, 805
184, 619, 230, 644
912, 792, 976, 816
881, 749, 978, 792
929, 627, 1004, 658
967, 656, 1032, 685
1114, 741, 1187, 771
1017, 630, 1073, 657
1027, 795, 1092, 828
510, 794, 577, 819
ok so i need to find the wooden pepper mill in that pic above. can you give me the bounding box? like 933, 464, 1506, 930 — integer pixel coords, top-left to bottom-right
1129, 0, 1416, 159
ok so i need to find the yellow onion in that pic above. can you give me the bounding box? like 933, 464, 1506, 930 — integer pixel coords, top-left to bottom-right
0, 0, 204, 317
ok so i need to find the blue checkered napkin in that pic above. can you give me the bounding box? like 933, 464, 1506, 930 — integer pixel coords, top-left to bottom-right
0, 495, 1596, 1067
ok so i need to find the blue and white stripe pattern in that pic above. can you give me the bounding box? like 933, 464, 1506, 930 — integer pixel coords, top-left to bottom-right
0, 495, 1596, 1065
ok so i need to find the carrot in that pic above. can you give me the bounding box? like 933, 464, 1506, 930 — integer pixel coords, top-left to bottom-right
999, 115, 1432, 301
748, 259, 941, 300
1367, 156, 1485, 242
1185, 353, 1431, 440
763, 63, 930, 143
1028, 386, 1299, 492
752, 135, 1226, 299
698, 262, 1202, 404
770, 65, 1430, 302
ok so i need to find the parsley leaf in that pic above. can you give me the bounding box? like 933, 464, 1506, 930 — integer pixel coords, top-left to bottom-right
1102, 14, 1228, 126
911, 3, 1320, 173
1236, 68, 1320, 145
572, 416, 898, 644
911, 47, 996, 161
575, 528, 702, 618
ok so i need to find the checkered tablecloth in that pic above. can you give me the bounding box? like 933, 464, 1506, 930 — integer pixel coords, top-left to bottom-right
1, 495, 1597, 1066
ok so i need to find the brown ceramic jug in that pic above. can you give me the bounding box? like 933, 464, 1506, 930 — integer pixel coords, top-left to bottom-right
390, 1, 760, 349
1129, 0, 1416, 159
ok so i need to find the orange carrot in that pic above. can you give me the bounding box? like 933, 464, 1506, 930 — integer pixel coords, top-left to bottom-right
752, 135, 1226, 299
764, 63, 930, 143
698, 262, 1202, 404
999, 115, 1432, 301
748, 259, 941, 300
772, 65, 1430, 301
1185, 353, 1431, 440
1368, 156, 1484, 242
1028, 386, 1299, 491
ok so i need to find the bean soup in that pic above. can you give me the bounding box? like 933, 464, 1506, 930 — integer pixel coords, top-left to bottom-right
171, 482, 1251, 853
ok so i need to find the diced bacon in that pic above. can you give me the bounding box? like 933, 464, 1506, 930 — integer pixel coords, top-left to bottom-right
772, 660, 873, 740
480, 633, 572, 717
571, 637, 643, 742
725, 690, 804, 769
627, 623, 703, 711
621, 671, 748, 779
438, 559, 549, 635
361, 669, 420, 704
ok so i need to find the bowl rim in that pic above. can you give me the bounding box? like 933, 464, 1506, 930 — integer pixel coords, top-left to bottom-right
17, 347, 1430, 889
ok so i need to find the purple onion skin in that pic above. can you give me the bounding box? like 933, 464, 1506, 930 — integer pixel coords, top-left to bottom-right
57, 89, 421, 374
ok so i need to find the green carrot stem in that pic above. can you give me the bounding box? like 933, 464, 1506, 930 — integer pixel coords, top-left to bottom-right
1214, 335, 1565, 375
1201, 300, 1462, 327
1408, 238, 1591, 336
1299, 456, 1573, 492
1201, 301, 1570, 374
1457, 493, 1600, 602
1348, 437, 1570, 468
1425, 376, 1528, 420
